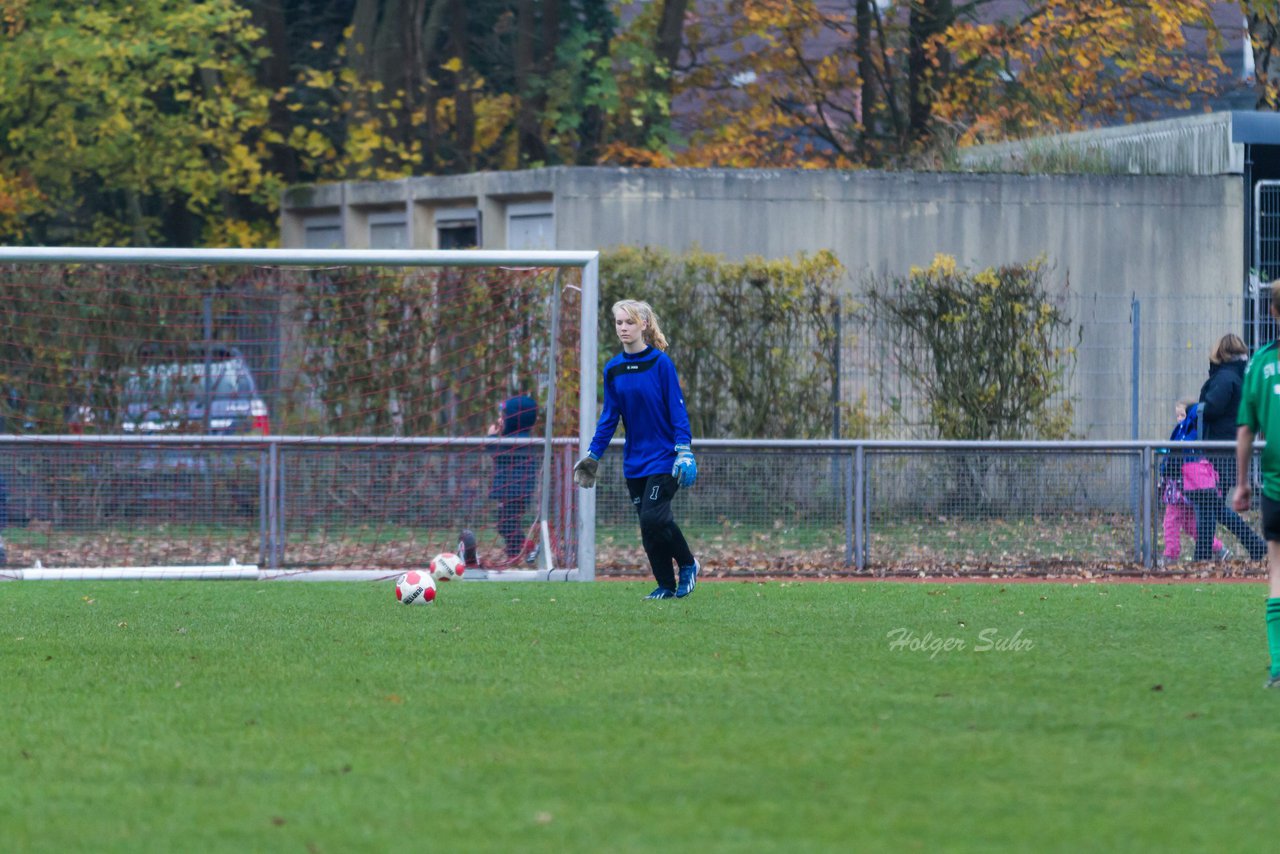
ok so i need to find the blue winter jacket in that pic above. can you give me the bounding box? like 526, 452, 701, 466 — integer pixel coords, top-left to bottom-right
490, 395, 539, 502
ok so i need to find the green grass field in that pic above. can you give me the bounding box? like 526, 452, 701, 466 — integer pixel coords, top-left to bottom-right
2, 578, 1274, 852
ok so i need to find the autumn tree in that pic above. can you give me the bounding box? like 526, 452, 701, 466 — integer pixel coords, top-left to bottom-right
279, 0, 1236, 169
299, 0, 620, 175
0, 0, 283, 246
0, 0, 632, 244
638, 0, 966, 168
598, 0, 691, 162
657, 0, 862, 168
662, 0, 1231, 168
936, 1, 1229, 145
0, 0, 1248, 247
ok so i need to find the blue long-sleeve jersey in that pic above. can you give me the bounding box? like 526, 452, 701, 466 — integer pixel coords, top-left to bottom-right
587, 346, 692, 479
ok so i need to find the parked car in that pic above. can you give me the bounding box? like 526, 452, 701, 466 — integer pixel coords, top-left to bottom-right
1, 348, 272, 523
120, 346, 270, 437
112, 346, 271, 515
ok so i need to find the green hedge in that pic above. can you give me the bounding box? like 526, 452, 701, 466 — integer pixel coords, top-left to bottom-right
600, 246, 862, 439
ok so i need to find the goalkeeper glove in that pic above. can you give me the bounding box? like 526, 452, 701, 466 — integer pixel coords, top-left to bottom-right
672, 444, 697, 488
573, 452, 599, 488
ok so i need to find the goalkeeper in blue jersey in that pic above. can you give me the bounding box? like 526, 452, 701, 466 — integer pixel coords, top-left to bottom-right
573, 299, 700, 599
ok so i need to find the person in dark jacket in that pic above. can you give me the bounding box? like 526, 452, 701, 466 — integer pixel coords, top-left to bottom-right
1187, 333, 1267, 562
488, 394, 540, 562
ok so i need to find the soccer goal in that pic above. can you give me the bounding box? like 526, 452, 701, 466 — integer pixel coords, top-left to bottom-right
0, 247, 601, 582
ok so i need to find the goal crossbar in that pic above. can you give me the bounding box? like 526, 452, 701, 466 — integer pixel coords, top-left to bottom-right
0, 247, 599, 268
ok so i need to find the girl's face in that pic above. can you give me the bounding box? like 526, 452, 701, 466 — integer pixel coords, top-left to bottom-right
1176, 404, 1187, 422
614, 308, 646, 352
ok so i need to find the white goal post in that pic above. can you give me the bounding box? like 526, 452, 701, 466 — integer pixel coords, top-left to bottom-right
0, 246, 601, 582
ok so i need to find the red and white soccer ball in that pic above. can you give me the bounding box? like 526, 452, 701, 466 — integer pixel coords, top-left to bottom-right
395, 570, 437, 605
429, 551, 465, 583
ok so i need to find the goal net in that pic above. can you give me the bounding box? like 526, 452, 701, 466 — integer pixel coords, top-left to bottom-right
0, 247, 599, 581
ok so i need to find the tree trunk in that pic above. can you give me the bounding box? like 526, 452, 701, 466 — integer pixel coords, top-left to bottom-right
451, 0, 474, 172
346, 0, 414, 92
855, 0, 877, 165
575, 0, 615, 164
515, 0, 547, 165
1249, 12, 1280, 111
244, 0, 299, 184
621, 0, 687, 149
906, 0, 953, 147
422, 0, 452, 172
653, 0, 689, 108
654, 0, 688, 73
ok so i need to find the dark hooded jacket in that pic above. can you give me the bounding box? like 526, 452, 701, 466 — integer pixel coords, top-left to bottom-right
489, 395, 539, 502
1197, 356, 1247, 486
1198, 357, 1246, 442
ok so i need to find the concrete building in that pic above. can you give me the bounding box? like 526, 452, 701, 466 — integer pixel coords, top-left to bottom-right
279, 112, 1280, 440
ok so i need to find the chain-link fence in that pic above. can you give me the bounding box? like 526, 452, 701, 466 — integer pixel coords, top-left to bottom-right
0, 257, 1262, 446
1, 436, 1263, 577
600, 438, 1259, 576
843, 291, 1264, 443
0, 436, 579, 574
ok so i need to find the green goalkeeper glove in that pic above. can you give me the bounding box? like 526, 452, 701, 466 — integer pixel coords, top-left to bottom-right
573, 452, 599, 488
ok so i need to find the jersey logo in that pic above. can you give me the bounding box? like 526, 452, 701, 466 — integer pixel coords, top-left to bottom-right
606, 357, 657, 382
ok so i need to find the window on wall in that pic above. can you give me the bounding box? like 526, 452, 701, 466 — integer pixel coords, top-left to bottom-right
436, 208, 480, 249
367, 210, 408, 249
303, 214, 342, 249
507, 201, 553, 250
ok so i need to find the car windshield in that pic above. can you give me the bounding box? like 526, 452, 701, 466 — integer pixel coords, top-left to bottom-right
122, 359, 252, 403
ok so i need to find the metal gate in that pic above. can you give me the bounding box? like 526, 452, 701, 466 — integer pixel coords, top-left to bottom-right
1252, 180, 1280, 346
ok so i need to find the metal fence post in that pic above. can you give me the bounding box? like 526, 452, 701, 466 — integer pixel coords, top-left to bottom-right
259, 447, 269, 569
844, 450, 854, 567
832, 303, 842, 441
854, 444, 866, 573
268, 441, 280, 570
1141, 445, 1154, 567
831, 304, 842, 492
1132, 297, 1142, 561
276, 449, 287, 570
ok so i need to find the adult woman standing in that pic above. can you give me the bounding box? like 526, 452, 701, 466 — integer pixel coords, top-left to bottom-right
1187, 333, 1267, 562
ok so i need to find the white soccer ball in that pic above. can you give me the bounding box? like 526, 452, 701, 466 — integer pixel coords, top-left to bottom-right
395, 570, 437, 605
429, 551, 465, 583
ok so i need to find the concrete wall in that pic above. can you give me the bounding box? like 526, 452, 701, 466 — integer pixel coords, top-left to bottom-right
281, 167, 1245, 439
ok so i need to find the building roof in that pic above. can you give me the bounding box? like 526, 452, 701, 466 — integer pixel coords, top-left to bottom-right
956, 111, 1280, 176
